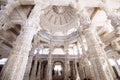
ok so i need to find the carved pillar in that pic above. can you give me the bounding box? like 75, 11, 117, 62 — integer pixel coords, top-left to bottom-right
78, 57, 85, 80
77, 7, 114, 80
37, 61, 41, 80
0, 3, 43, 80
75, 60, 80, 80
0, 1, 20, 30
72, 61, 76, 80
41, 62, 44, 80
0, 26, 36, 80
64, 45, 70, 80
78, 33, 94, 79
76, 42, 85, 80
83, 55, 94, 80
47, 47, 53, 80
23, 45, 36, 80
44, 63, 47, 80
84, 28, 113, 80
30, 53, 39, 80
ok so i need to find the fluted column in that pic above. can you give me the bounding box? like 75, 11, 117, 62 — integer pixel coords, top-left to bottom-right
64, 46, 70, 80
0, 0, 20, 30
0, 2, 43, 80
23, 45, 36, 80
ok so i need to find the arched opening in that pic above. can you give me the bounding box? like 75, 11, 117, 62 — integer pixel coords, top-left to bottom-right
52, 61, 64, 80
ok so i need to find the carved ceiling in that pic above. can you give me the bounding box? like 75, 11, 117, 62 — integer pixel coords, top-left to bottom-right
0, 0, 120, 58
40, 5, 79, 34
40, 5, 97, 36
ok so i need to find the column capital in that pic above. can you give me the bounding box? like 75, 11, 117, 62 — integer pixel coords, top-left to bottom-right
98, 2, 120, 35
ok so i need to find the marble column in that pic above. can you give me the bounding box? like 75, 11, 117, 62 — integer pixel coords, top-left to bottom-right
72, 61, 76, 80
47, 47, 53, 80
64, 47, 70, 80
83, 56, 94, 80
84, 28, 113, 80
40, 62, 44, 80
36, 61, 41, 80
0, 3, 43, 80
0, 1, 20, 30
78, 33, 94, 79
0, 26, 37, 80
75, 60, 80, 80
77, 41, 85, 80
77, 7, 114, 80
30, 53, 39, 80
23, 45, 36, 80
78, 57, 85, 80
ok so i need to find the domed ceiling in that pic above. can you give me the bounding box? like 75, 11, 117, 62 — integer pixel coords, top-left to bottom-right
40, 5, 79, 35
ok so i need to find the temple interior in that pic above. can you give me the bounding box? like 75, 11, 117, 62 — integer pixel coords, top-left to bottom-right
0, 0, 120, 80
